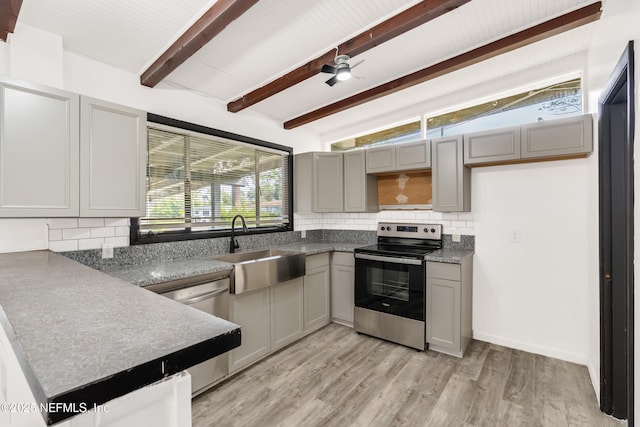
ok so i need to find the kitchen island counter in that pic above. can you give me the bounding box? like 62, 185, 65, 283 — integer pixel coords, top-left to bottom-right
0, 250, 240, 425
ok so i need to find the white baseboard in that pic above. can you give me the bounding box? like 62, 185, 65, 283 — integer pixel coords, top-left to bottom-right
472, 331, 587, 365
587, 359, 600, 403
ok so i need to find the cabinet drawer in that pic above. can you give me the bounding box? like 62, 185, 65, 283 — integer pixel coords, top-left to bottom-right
306, 252, 330, 270
332, 251, 355, 267
427, 262, 460, 281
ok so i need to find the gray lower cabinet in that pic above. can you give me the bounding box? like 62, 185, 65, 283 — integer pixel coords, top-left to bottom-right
343, 150, 377, 212
464, 126, 521, 165
303, 253, 331, 332
80, 97, 147, 217
365, 140, 430, 173
431, 135, 471, 212
426, 257, 473, 358
228, 287, 271, 374
294, 152, 343, 212
330, 252, 355, 327
271, 277, 304, 351
0, 78, 80, 217
521, 114, 593, 159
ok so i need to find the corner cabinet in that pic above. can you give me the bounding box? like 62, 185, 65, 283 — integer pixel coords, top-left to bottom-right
431, 135, 471, 212
80, 97, 146, 217
343, 150, 377, 212
294, 152, 343, 212
426, 256, 473, 358
303, 253, 331, 333
365, 140, 431, 174
330, 252, 355, 327
0, 78, 80, 217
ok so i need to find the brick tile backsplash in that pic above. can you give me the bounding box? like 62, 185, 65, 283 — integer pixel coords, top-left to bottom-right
47, 218, 130, 252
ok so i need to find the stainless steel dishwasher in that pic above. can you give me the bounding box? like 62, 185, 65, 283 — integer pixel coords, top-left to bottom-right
147, 270, 231, 396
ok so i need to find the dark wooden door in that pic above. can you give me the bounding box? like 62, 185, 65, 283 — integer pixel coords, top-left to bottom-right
599, 40, 634, 422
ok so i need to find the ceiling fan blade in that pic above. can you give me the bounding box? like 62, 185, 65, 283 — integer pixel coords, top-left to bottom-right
321, 64, 337, 74
325, 75, 339, 86
350, 59, 364, 69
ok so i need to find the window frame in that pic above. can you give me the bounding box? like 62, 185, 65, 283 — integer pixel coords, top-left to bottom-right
130, 113, 294, 245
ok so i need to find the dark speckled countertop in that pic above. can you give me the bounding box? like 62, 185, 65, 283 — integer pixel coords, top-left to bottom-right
0, 250, 240, 425
99, 240, 474, 287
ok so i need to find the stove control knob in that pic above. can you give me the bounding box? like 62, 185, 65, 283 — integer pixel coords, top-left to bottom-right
431, 228, 436, 233
423, 228, 429, 233
380, 226, 385, 231
386, 226, 391, 231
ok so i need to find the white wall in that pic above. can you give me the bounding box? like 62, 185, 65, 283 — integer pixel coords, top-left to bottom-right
0, 23, 322, 254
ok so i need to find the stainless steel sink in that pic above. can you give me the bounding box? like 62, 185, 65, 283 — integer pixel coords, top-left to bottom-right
213, 249, 305, 294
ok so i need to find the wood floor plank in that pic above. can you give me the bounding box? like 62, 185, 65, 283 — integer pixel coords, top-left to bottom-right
192, 324, 626, 427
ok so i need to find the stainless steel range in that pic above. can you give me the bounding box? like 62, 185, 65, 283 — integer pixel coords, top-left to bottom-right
354, 222, 442, 350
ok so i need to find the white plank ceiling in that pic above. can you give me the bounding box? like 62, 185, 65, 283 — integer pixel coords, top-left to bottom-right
17, 0, 600, 138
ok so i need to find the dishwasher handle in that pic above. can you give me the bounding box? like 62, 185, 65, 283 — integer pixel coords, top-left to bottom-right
173, 287, 228, 305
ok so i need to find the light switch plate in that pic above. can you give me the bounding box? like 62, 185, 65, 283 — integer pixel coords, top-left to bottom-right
301, 230, 306, 239
452, 232, 461, 243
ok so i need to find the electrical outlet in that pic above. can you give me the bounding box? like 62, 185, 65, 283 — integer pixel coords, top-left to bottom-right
510, 230, 522, 243
102, 243, 114, 259
452, 232, 461, 243
301, 230, 306, 239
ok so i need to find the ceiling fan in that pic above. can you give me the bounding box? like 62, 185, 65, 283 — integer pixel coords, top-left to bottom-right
320, 54, 364, 87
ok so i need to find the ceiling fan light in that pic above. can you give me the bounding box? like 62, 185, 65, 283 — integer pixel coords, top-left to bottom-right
336, 67, 351, 81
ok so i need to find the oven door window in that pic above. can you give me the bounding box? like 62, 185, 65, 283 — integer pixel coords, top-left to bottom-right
355, 258, 425, 321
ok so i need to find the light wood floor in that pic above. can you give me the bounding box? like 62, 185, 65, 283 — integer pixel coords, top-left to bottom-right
192, 323, 626, 427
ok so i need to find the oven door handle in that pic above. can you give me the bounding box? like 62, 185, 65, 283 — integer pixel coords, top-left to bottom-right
355, 253, 423, 265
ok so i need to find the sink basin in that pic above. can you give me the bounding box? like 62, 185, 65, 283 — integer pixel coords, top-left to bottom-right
213, 249, 305, 294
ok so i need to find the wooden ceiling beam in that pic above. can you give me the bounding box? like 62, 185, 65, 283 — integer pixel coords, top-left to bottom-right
0, 0, 23, 41
227, 0, 471, 113
284, 2, 602, 130
140, 0, 259, 88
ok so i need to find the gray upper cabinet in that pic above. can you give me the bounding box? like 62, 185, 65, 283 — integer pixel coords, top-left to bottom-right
80, 97, 147, 217
0, 78, 80, 217
365, 145, 395, 173
432, 135, 470, 212
314, 152, 343, 212
365, 140, 430, 173
396, 140, 431, 171
294, 152, 343, 213
464, 126, 520, 165
521, 114, 593, 159
343, 150, 377, 212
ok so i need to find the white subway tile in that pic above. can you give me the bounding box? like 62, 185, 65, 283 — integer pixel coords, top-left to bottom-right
63, 228, 91, 240
115, 226, 129, 237
48, 229, 63, 241
79, 218, 105, 228
442, 213, 459, 220
90, 227, 115, 238
78, 238, 105, 250
48, 218, 78, 229
104, 236, 129, 247
104, 218, 130, 227
428, 211, 443, 220
457, 212, 474, 221
459, 228, 475, 235
49, 240, 78, 252
451, 220, 466, 228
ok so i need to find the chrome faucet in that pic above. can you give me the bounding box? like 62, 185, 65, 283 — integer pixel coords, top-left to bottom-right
230, 214, 248, 253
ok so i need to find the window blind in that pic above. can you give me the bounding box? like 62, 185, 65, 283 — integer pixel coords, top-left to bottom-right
141, 126, 290, 235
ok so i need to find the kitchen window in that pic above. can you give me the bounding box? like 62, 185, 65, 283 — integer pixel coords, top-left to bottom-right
131, 114, 292, 244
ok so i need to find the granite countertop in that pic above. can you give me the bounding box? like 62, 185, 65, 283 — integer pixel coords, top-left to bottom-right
425, 248, 474, 264
0, 250, 241, 425
99, 241, 474, 287
101, 258, 233, 287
